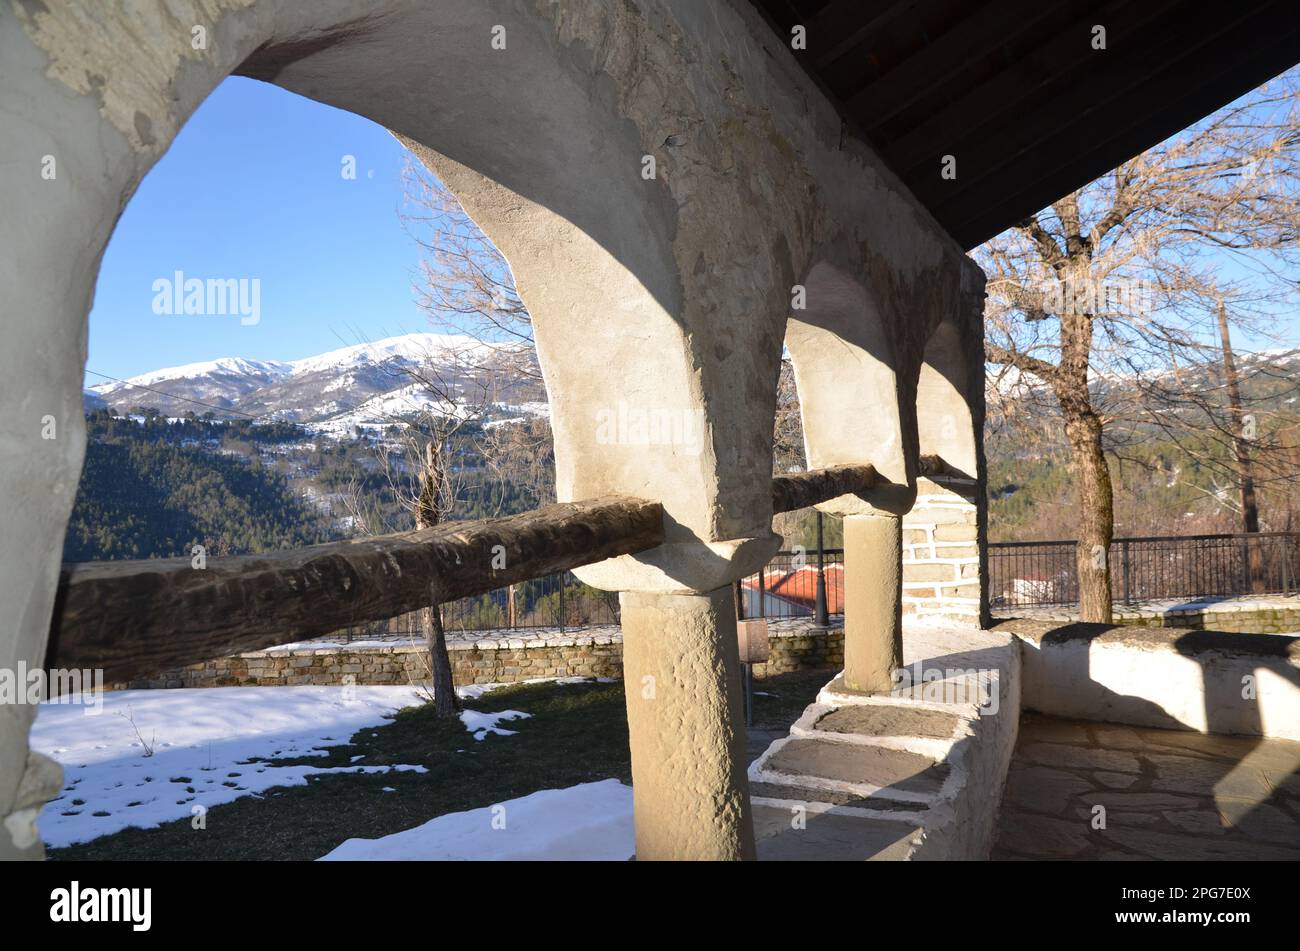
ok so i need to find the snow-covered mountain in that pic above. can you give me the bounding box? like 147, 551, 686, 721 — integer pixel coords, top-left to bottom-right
87, 333, 546, 434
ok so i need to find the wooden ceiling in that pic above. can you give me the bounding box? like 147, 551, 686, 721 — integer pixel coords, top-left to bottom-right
747, 0, 1300, 249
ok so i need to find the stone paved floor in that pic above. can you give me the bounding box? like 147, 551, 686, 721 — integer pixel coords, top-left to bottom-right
993, 713, 1300, 860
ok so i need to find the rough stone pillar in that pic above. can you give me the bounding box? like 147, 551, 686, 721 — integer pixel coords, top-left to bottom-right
843, 513, 904, 693
619, 588, 755, 861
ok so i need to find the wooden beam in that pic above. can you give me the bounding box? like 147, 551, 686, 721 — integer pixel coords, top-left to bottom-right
908, 2, 1260, 214
49, 496, 664, 683
772, 464, 877, 513
806, 0, 916, 71
823, 0, 971, 101
918, 455, 973, 480
881, 0, 1175, 177
52, 465, 880, 682
947, 14, 1300, 247
846, 0, 1059, 134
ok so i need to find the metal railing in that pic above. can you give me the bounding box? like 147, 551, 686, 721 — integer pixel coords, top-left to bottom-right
989, 531, 1300, 608
736, 548, 845, 621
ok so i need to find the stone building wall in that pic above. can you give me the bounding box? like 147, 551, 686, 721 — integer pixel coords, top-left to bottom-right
109, 619, 845, 691
902, 476, 983, 621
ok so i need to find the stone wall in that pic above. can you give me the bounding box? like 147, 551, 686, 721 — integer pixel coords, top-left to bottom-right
1115, 603, 1300, 634
902, 476, 983, 622
753, 620, 844, 677
109, 619, 845, 691
1005, 596, 1300, 635
999, 617, 1300, 741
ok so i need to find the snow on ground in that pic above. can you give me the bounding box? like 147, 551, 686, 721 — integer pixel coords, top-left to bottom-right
459, 709, 530, 741
319, 780, 634, 861
30, 685, 432, 848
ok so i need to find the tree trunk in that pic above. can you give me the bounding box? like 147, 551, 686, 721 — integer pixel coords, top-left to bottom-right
1052, 266, 1113, 625
1217, 301, 1264, 592
417, 440, 460, 718
423, 597, 460, 718
1064, 409, 1114, 623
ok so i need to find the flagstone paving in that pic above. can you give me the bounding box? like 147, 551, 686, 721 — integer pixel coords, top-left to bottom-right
993, 712, 1300, 860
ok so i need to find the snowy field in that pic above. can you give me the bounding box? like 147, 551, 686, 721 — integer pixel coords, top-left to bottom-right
321, 780, 634, 861
33, 685, 496, 848
30, 681, 632, 859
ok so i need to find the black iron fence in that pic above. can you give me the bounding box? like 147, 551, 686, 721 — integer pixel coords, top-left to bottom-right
336, 570, 623, 641
989, 531, 1300, 608
737, 548, 845, 620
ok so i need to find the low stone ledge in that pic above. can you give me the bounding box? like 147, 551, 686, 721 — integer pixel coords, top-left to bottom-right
995, 617, 1300, 741
999, 595, 1300, 635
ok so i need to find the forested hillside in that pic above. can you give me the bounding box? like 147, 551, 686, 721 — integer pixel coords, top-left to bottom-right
64, 413, 328, 561
67, 343, 1300, 564
64, 411, 547, 562
986, 358, 1300, 542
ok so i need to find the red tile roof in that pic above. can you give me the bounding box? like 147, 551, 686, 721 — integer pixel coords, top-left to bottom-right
739, 564, 844, 614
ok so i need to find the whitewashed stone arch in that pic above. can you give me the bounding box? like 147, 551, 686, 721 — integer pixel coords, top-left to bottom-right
785, 260, 915, 516
1, 0, 980, 859
902, 271, 989, 624
916, 317, 979, 478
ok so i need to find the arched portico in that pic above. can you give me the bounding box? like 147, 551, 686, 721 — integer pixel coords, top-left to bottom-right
903, 271, 990, 625
1, 0, 981, 860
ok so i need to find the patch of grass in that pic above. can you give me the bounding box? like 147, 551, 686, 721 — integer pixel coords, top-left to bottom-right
50, 679, 632, 861
48, 668, 833, 862
749, 668, 835, 730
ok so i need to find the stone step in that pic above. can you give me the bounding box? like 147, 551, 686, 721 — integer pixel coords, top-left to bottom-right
749, 621, 1022, 859
809, 703, 963, 740
749, 781, 930, 810
753, 735, 949, 799
753, 803, 921, 861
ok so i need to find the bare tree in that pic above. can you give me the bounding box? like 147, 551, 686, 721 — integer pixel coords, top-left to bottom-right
981, 70, 1300, 622
400, 156, 556, 504
334, 339, 505, 716
401, 156, 539, 382
386, 348, 498, 717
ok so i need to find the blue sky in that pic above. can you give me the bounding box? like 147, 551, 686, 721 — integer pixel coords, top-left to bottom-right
88, 74, 1298, 385
87, 76, 430, 384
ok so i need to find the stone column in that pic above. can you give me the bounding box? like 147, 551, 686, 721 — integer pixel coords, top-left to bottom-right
842, 513, 904, 693
619, 588, 755, 861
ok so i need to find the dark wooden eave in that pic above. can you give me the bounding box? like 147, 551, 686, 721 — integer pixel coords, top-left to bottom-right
748, 0, 1300, 249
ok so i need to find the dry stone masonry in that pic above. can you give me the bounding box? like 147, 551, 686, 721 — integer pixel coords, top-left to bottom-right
106, 619, 845, 691
902, 476, 983, 622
